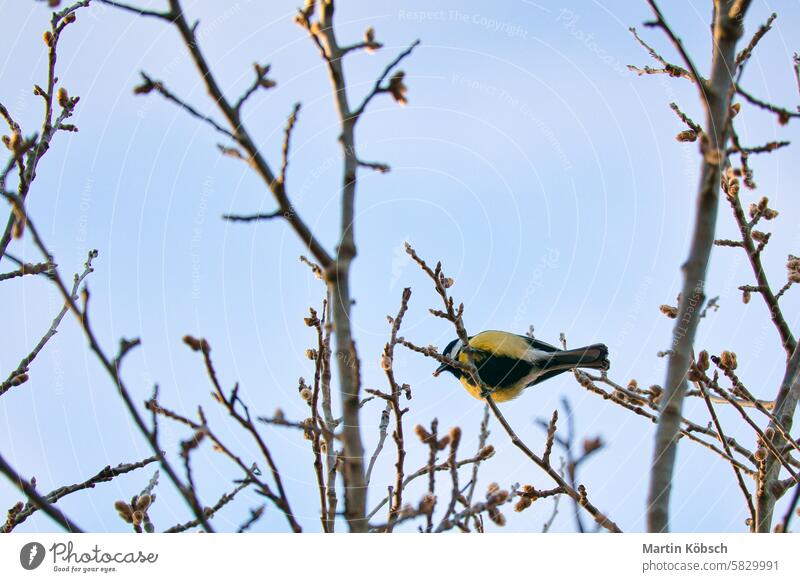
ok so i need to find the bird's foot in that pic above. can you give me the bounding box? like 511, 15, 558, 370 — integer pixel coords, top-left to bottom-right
479, 386, 495, 398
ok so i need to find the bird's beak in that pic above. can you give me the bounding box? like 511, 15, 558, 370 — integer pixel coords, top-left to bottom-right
433, 363, 447, 377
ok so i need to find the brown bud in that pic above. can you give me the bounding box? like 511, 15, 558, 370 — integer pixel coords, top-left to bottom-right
582, 437, 603, 455
133, 78, 157, 95
418, 493, 436, 514
11, 217, 24, 240
789, 256, 800, 283
479, 444, 495, 459
726, 177, 740, 199
135, 494, 152, 512
64, 12, 76, 24
488, 489, 509, 505
43, 31, 54, 46
414, 424, 432, 444
305, 349, 318, 360
514, 496, 533, 512
659, 304, 678, 319
687, 367, 703, 382
114, 501, 133, 523
719, 350, 737, 370
675, 130, 697, 142
488, 508, 506, 526
388, 71, 407, 105
7, 131, 21, 153
363, 26, 381, 54
182, 335, 203, 351
696, 350, 709, 372
9, 373, 28, 387
754, 447, 767, 462
56, 87, 69, 108
299, 387, 312, 401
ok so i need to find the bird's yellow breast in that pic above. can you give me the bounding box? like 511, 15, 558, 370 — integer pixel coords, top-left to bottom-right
457, 331, 533, 402
458, 376, 526, 402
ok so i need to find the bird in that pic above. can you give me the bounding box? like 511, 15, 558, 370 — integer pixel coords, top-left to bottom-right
433, 330, 609, 402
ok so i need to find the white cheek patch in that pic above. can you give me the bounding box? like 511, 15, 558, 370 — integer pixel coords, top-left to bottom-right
448, 340, 464, 359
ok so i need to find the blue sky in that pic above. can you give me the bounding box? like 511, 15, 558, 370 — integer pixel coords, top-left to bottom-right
1, 0, 799, 532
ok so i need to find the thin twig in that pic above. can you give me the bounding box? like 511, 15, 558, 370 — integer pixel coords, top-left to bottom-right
3, 454, 157, 532
0, 452, 83, 533
164, 479, 252, 533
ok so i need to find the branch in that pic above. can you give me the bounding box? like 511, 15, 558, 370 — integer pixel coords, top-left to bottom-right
646, 0, 747, 533
133, 72, 235, 139
163, 479, 251, 533
695, 380, 755, 529
0, 2, 87, 267
642, 1, 706, 97
19, 213, 215, 531
105, 0, 333, 267
352, 40, 421, 120
0, 452, 82, 532
96, 0, 173, 19
719, 172, 795, 356
0, 252, 94, 396
3, 455, 158, 532
183, 335, 301, 532
0, 260, 53, 282
627, 27, 695, 82
576, 370, 756, 475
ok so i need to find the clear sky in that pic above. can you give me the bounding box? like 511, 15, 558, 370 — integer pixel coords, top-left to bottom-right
1, 0, 799, 533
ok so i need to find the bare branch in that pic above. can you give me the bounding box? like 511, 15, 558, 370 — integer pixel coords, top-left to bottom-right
646, 0, 748, 533
0, 252, 95, 397
133, 72, 235, 139
3, 455, 158, 532
163, 479, 252, 533
0, 452, 82, 533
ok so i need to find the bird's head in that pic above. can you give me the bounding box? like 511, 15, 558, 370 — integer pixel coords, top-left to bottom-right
433, 337, 464, 378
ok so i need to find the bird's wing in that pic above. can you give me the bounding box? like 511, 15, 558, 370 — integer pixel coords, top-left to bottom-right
518, 334, 560, 353
525, 367, 570, 388
469, 331, 533, 358
459, 347, 534, 390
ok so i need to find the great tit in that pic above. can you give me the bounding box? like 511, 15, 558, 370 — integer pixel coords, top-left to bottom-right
433, 330, 609, 402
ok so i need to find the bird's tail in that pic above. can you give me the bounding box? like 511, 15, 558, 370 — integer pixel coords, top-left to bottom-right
550, 344, 609, 371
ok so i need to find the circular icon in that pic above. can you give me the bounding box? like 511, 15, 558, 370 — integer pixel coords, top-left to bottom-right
19, 542, 46, 570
